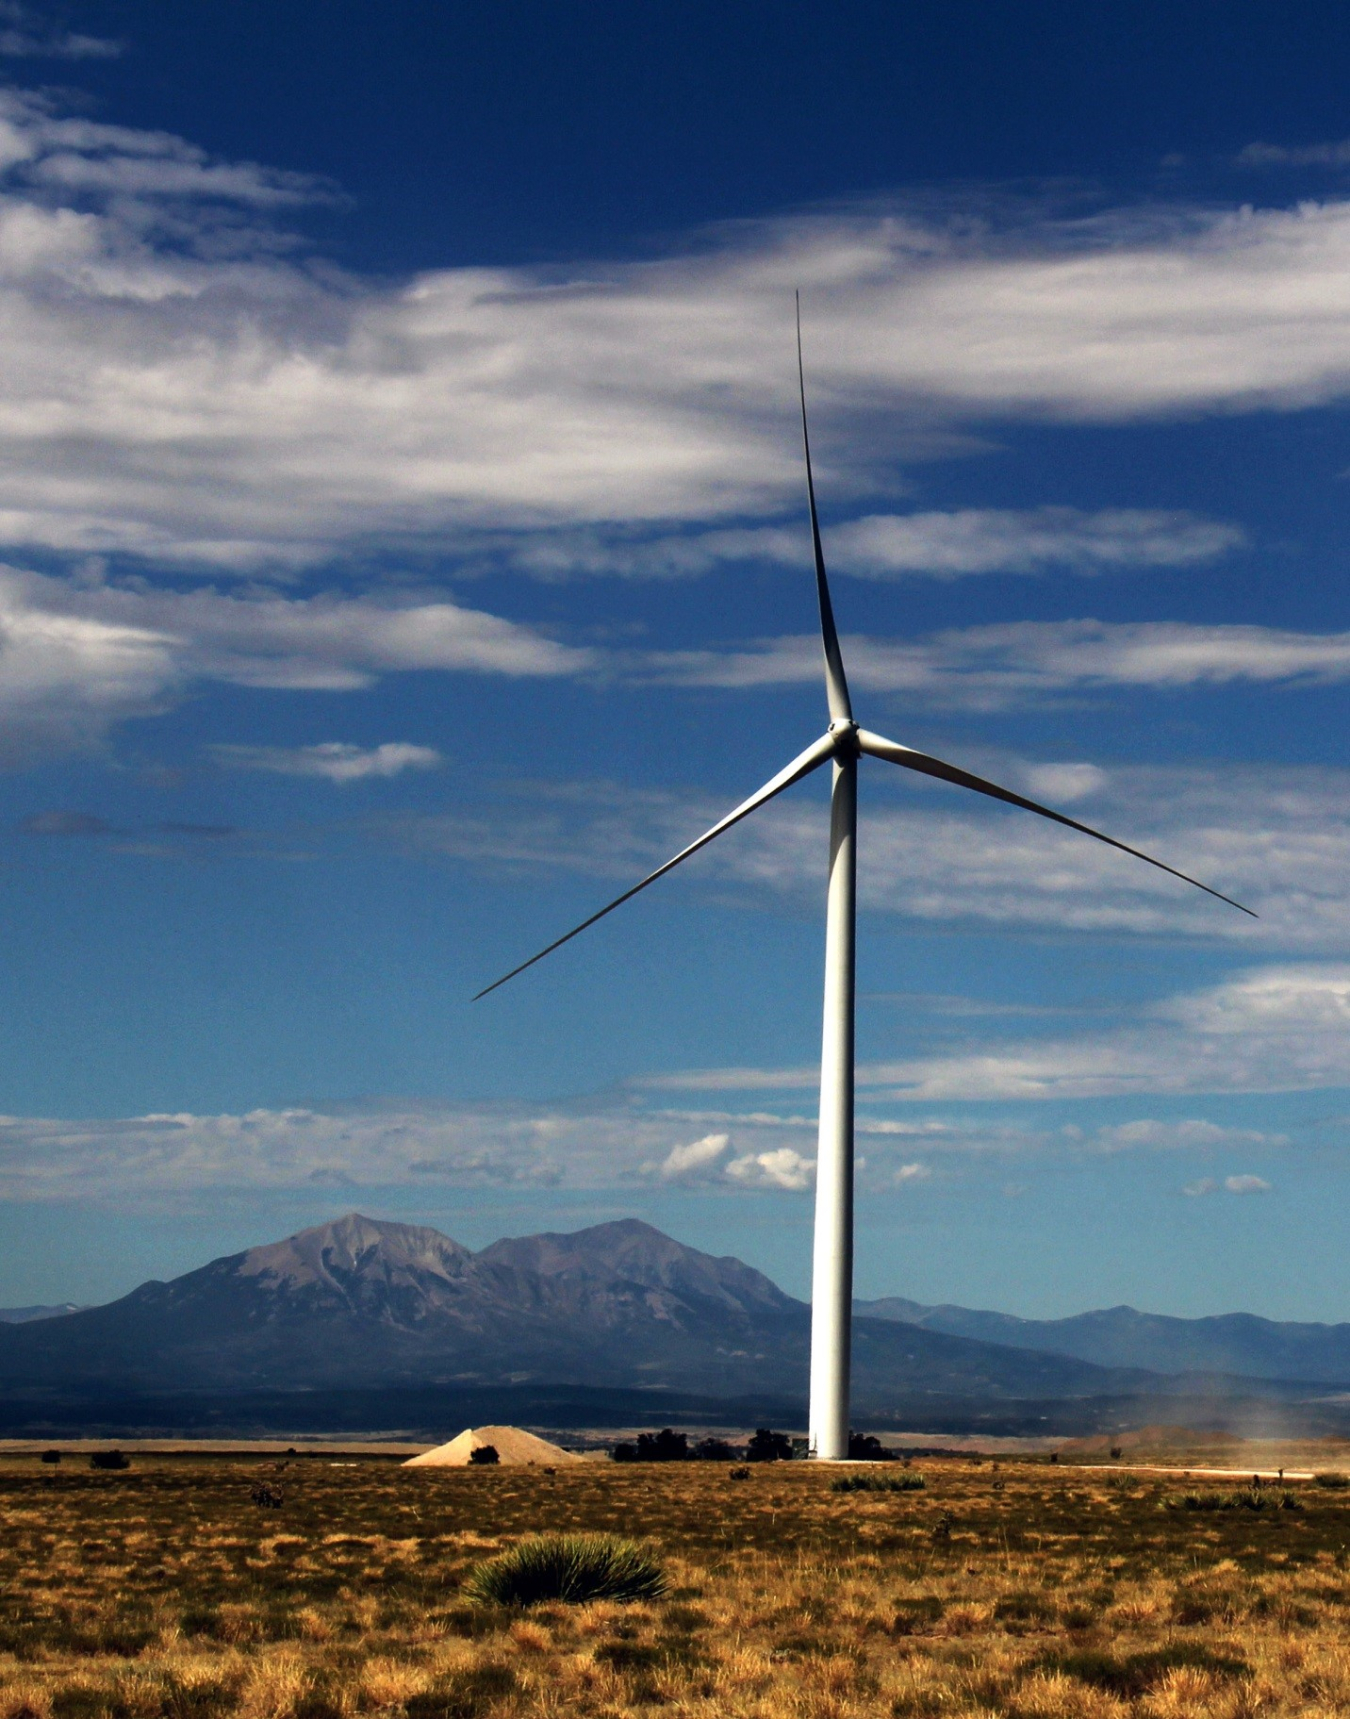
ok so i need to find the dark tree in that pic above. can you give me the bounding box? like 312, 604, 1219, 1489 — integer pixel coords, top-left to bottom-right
469, 1444, 500, 1465
636, 1428, 689, 1462
692, 1437, 738, 1462
848, 1432, 896, 1461
746, 1428, 793, 1463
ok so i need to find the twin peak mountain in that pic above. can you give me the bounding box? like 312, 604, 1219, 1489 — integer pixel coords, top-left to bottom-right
3, 1213, 1350, 1407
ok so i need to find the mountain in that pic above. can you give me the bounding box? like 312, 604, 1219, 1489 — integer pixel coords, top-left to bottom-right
0, 1303, 84, 1323
0, 1212, 1171, 1411
856, 1295, 1350, 1386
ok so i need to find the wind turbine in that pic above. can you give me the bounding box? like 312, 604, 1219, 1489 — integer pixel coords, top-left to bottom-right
475, 304, 1255, 1461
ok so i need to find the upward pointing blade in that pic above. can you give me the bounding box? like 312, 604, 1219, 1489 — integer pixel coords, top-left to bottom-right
797, 293, 852, 725
473, 730, 839, 1000
856, 728, 1255, 917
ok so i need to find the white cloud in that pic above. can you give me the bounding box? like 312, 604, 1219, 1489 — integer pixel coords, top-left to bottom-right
0, 1085, 1305, 1200
646, 619, 1350, 706
30, 575, 1350, 762
0, 1103, 823, 1200
1092, 1119, 1287, 1153
646, 1131, 731, 1182
492, 508, 1242, 582
0, 87, 1342, 573
1239, 141, 1350, 168
725, 1147, 815, 1191
0, 564, 593, 758
0, 6, 118, 59
398, 758, 1350, 950
1225, 1173, 1272, 1194
825, 508, 1243, 579
653, 964, 1350, 1104
211, 741, 442, 783
1184, 1172, 1273, 1196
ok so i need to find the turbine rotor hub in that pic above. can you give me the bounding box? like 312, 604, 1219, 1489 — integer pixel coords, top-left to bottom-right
828, 719, 859, 756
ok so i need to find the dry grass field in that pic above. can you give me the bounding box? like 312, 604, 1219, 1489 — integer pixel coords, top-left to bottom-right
3, 1450, 1350, 1718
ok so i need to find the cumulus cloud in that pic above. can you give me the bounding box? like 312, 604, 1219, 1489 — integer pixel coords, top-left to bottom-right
1225, 1173, 1272, 1194
211, 741, 442, 783
645, 1132, 731, 1182
0, 1084, 1309, 1200
0, 1102, 826, 1200
725, 1147, 815, 1190
1184, 1173, 1273, 1196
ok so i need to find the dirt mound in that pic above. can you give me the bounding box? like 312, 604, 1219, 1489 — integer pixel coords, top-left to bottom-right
403, 1424, 579, 1467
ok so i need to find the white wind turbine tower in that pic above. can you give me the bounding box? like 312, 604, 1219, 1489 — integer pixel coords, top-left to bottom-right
475, 303, 1255, 1461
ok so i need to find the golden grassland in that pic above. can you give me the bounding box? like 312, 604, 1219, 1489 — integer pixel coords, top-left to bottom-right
4, 1451, 1350, 1718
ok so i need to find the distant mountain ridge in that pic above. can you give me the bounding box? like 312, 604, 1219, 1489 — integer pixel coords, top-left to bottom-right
0, 1212, 1169, 1409
856, 1295, 1350, 1385
0, 1303, 85, 1324
4, 1214, 1345, 1438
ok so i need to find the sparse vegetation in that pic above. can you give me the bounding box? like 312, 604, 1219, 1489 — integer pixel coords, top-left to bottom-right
465, 1533, 666, 1606
829, 1470, 926, 1493
0, 1448, 1349, 1716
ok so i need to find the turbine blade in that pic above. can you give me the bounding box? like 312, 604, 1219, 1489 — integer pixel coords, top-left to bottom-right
474, 730, 839, 999
797, 292, 852, 724
856, 728, 1256, 918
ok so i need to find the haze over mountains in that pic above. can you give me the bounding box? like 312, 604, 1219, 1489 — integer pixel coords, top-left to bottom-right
3, 1214, 1348, 1437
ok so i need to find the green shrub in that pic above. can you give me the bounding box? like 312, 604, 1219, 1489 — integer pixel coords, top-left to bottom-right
830, 1472, 925, 1493
465, 1533, 667, 1607
1315, 1471, 1350, 1488
1166, 1486, 1301, 1513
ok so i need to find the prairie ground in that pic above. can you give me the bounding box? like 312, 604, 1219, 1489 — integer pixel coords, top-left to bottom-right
2, 1451, 1350, 1717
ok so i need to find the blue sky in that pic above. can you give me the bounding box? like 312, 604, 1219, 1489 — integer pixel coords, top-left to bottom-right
5, 0, 1350, 1318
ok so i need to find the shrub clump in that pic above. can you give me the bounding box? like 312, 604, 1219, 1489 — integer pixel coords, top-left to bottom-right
466, 1533, 667, 1607
1315, 1470, 1350, 1488
1166, 1487, 1300, 1512
468, 1445, 499, 1466
89, 1451, 129, 1471
830, 1472, 926, 1493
